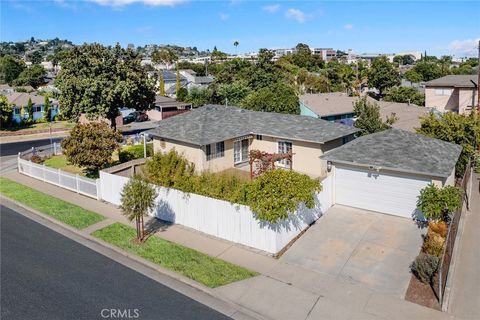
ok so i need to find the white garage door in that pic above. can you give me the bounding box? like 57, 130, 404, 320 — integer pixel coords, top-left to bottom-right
335, 165, 431, 218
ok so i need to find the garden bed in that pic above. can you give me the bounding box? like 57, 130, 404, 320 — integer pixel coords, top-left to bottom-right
405, 275, 440, 310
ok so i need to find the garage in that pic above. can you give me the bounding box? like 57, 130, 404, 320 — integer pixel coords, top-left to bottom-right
334, 165, 431, 218
321, 129, 462, 219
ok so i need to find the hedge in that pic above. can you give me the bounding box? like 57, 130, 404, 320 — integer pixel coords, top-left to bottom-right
119, 143, 153, 163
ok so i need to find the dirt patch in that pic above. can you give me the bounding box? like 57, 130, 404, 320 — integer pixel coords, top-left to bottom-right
405, 275, 441, 310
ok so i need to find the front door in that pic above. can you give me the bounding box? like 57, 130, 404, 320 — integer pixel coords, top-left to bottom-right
234, 139, 249, 164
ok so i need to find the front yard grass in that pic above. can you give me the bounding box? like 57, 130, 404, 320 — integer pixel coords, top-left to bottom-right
0, 121, 75, 133
0, 177, 104, 229
92, 223, 259, 288
43, 155, 85, 175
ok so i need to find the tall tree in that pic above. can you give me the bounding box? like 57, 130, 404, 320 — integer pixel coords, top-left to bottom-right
120, 176, 157, 242
353, 97, 397, 135
417, 111, 480, 176
43, 95, 52, 122
241, 83, 299, 115
405, 60, 444, 82
13, 64, 46, 88
367, 57, 400, 96
176, 65, 181, 95
27, 51, 43, 65
0, 55, 26, 84
55, 43, 155, 128
0, 95, 13, 127
233, 41, 239, 55
26, 98, 34, 123
151, 49, 178, 70
61, 122, 123, 172
158, 73, 165, 96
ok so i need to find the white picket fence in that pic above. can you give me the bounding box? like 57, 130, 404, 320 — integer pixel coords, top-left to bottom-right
100, 170, 334, 254
18, 157, 100, 199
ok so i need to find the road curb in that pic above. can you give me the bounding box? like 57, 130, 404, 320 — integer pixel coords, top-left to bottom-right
0, 196, 269, 320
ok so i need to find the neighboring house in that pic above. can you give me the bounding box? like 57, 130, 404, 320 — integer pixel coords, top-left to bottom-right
7, 92, 59, 123
0, 84, 15, 95
179, 69, 214, 89
321, 129, 461, 219
146, 95, 192, 121
300, 92, 431, 132
157, 70, 188, 96
425, 75, 478, 114
146, 105, 359, 178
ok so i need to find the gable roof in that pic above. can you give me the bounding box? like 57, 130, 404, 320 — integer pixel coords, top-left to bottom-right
425, 75, 477, 88
300, 93, 431, 132
321, 129, 462, 178
6, 92, 58, 107
146, 104, 359, 146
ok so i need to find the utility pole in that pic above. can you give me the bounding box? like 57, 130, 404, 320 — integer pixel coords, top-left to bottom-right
477, 39, 480, 111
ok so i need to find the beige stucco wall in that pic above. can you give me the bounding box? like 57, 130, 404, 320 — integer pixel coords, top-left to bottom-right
458, 88, 477, 114
432, 167, 456, 187
202, 139, 235, 172
153, 138, 204, 172
425, 87, 458, 112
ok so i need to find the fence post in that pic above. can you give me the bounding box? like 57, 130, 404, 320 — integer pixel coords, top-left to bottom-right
76, 174, 80, 193
17, 152, 21, 172
53, 142, 57, 155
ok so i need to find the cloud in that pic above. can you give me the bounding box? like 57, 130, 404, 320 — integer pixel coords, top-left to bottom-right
54, 0, 78, 10
285, 8, 308, 23
448, 38, 479, 56
87, 0, 186, 7
219, 13, 229, 21
343, 24, 354, 30
263, 4, 280, 14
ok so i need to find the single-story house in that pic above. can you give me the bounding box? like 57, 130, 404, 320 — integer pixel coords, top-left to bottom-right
179, 69, 214, 90
300, 92, 431, 132
321, 129, 462, 219
146, 105, 359, 178
425, 75, 478, 114
7, 92, 59, 123
146, 95, 193, 121
156, 70, 188, 97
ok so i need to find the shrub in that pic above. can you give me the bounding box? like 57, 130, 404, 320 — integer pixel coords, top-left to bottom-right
428, 221, 448, 238
144, 150, 322, 223
422, 232, 445, 257
119, 143, 153, 163
417, 184, 462, 220
30, 155, 43, 164
245, 169, 321, 224
410, 253, 440, 284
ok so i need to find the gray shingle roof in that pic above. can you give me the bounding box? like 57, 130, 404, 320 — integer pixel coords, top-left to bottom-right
321, 129, 462, 178
146, 104, 359, 146
425, 75, 477, 88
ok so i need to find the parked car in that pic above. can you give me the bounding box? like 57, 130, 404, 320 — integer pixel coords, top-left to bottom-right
131, 111, 149, 122
122, 113, 136, 124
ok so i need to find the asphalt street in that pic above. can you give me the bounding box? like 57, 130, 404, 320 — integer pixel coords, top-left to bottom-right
0, 138, 62, 157
0, 205, 231, 320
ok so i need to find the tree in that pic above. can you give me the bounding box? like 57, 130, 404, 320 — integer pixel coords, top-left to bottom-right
175, 65, 181, 95
184, 86, 212, 107
367, 57, 400, 95
0, 95, 13, 127
217, 81, 251, 105
211, 46, 227, 62
55, 43, 155, 128
233, 41, 239, 55
384, 87, 425, 106
13, 64, 46, 88
0, 55, 26, 84
151, 49, 178, 70
61, 122, 123, 172
27, 51, 43, 65
176, 87, 188, 101
417, 184, 462, 220
26, 98, 34, 123
406, 60, 444, 82
417, 111, 480, 176
120, 176, 157, 242
241, 83, 299, 114
19, 103, 25, 123
339, 64, 356, 95
353, 97, 397, 135
43, 95, 52, 122
158, 73, 165, 96
393, 55, 414, 66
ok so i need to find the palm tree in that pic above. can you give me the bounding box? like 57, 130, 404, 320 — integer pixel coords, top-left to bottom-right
233, 41, 239, 55
120, 176, 157, 242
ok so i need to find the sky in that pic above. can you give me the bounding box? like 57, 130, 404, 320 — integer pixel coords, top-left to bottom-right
1, 0, 479, 57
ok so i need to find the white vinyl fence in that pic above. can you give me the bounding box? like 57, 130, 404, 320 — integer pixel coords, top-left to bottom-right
100, 170, 334, 254
18, 157, 100, 199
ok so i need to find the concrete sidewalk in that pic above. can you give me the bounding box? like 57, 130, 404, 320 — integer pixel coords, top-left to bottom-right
2, 171, 461, 320
447, 173, 480, 320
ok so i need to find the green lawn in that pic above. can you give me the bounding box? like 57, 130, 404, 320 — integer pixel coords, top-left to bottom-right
0, 177, 104, 229
1, 121, 75, 133
43, 155, 85, 175
92, 223, 258, 288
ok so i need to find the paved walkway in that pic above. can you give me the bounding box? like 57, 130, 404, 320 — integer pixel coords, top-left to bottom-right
2, 171, 462, 320
448, 173, 480, 320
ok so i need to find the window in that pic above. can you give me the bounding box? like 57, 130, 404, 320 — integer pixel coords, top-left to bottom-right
13, 108, 20, 115
277, 141, 292, 168
33, 105, 43, 113
206, 141, 225, 161
256, 135, 263, 140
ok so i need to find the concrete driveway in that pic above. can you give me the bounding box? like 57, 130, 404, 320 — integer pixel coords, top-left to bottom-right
281, 205, 425, 296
